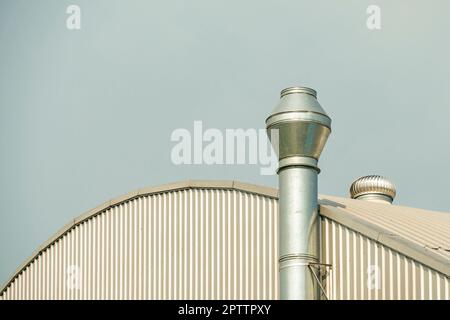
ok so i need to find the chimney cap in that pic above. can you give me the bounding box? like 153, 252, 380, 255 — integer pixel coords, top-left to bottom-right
265, 86, 332, 164
280, 86, 317, 98
350, 175, 396, 204
266, 86, 330, 125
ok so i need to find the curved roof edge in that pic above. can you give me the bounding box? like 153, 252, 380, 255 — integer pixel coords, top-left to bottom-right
1, 180, 449, 295
0, 180, 278, 294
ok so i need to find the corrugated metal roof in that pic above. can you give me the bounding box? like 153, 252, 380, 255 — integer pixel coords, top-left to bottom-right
1, 188, 279, 299
1, 180, 449, 295
319, 195, 450, 276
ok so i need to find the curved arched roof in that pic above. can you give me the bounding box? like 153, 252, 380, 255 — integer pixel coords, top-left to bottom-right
1, 180, 449, 295
0, 180, 278, 295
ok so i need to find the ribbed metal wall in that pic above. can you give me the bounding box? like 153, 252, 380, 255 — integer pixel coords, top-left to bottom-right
2, 186, 449, 300
0, 189, 279, 300
321, 217, 450, 300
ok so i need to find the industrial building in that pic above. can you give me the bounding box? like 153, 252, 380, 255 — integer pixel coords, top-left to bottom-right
1, 87, 449, 300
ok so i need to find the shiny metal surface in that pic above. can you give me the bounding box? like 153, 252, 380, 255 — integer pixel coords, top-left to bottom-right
268, 121, 331, 160
350, 175, 396, 204
266, 87, 331, 300
280, 87, 317, 98
279, 167, 319, 299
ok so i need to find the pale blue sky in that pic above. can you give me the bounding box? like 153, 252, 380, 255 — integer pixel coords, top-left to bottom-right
1, 0, 450, 286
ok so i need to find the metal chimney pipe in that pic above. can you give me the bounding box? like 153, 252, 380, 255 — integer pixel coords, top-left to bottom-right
266, 87, 331, 300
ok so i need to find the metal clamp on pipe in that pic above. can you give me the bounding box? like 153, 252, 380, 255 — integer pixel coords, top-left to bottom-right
279, 253, 319, 269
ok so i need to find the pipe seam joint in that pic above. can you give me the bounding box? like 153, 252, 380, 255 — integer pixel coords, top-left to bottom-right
277, 156, 320, 173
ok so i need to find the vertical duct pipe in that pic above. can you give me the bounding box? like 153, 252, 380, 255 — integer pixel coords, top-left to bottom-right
266, 87, 331, 300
